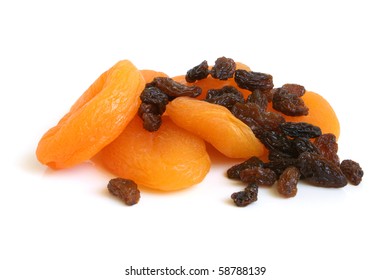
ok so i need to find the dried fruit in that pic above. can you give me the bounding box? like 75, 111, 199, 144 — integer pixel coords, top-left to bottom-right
292, 137, 320, 155
340, 160, 364, 185
138, 86, 169, 131
281, 83, 306, 97
234, 69, 274, 93
272, 88, 309, 116
185, 60, 209, 83
231, 182, 259, 207
205, 86, 245, 110
246, 89, 269, 111
107, 178, 140, 206
314, 133, 340, 165
239, 167, 277, 186
280, 122, 322, 138
277, 166, 300, 198
210, 56, 236, 80
298, 152, 347, 188
227, 156, 264, 179
149, 77, 202, 98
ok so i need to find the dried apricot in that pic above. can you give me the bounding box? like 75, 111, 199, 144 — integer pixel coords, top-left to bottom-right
100, 116, 210, 191
36, 60, 145, 169
166, 97, 265, 159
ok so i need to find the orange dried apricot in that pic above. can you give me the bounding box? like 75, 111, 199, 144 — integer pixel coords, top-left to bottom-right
100, 115, 211, 191
166, 97, 265, 159
36, 60, 145, 169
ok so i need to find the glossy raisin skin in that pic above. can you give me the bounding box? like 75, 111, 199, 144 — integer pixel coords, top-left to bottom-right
272, 88, 309, 116
205, 86, 245, 110
314, 133, 340, 165
281, 83, 306, 97
231, 182, 259, 207
185, 60, 209, 83
340, 160, 364, 185
246, 89, 269, 111
280, 122, 322, 138
227, 156, 264, 179
298, 152, 347, 188
239, 167, 277, 186
149, 77, 202, 98
138, 86, 169, 131
277, 166, 300, 197
107, 178, 140, 206
234, 69, 274, 93
210, 56, 236, 80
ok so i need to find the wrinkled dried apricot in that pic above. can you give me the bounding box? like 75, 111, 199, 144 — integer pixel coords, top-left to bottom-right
36, 60, 145, 169
166, 97, 265, 159
100, 116, 210, 191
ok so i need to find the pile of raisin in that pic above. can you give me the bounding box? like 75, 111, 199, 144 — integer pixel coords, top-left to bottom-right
134, 56, 363, 207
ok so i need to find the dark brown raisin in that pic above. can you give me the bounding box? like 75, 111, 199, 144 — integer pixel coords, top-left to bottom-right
292, 137, 320, 155
281, 83, 306, 97
246, 89, 269, 111
227, 156, 264, 179
234, 69, 274, 92
340, 160, 364, 185
205, 86, 245, 110
263, 157, 299, 177
257, 130, 295, 156
231, 189, 257, 207
107, 178, 140, 206
297, 152, 347, 188
150, 77, 202, 98
185, 60, 209, 83
140, 86, 169, 114
140, 112, 162, 132
272, 88, 309, 116
314, 133, 340, 165
280, 122, 322, 138
277, 166, 300, 198
239, 167, 277, 186
210, 56, 236, 80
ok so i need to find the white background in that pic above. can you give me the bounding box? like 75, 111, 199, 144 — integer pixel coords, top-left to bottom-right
1, 0, 389, 279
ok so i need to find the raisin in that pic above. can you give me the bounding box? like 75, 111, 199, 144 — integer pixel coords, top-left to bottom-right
246, 89, 268, 111
227, 156, 264, 179
140, 86, 169, 114
277, 166, 300, 198
210, 56, 236, 80
314, 133, 340, 165
150, 77, 202, 98
107, 178, 140, 206
340, 160, 364, 185
140, 112, 162, 131
297, 152, 347, 188
205, 86, 245, 110
281, 83, 306, 97
272, 88, 309, 116
185, 60, 209, 83
234, 69, 274, 92
239, 167, 277, 186
231, 182, 259, 207
257, 130, 295, 156
292, 137, 320, 155
280, 122, 322, 138
263, 157, 299, 178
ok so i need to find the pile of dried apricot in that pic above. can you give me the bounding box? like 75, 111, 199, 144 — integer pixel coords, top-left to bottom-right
36, 57, 363, 206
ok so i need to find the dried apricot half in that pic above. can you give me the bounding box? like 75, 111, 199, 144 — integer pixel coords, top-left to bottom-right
100, 115, 211, 191
36, 60, 145, 169
166, 97, 265, 159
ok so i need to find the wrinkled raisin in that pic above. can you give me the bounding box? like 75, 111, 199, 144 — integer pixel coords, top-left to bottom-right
292, 137, 320, 155
314, 133, 340, 165
140, 112, 162, 131
239, 167, 277, 186
227, 156, 264, 179
257, 130, 295, 156
107, 178, 140, 206
140, 86, 169, 114
185, 60, 209, 83
234, 69, 274, 92
298, 152, 347, 188
280, 122, 322, 138
340, 160, 364, 185
231, 183, 258, 207
281, 83, 306, 97
205, 86, 245, 110
277, 166, 300, 198
210, 56, 236, 80
272, 88, 309, 116
246, 89, 269, 111
263, 157, 299, 177
150, 77, 202, 98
